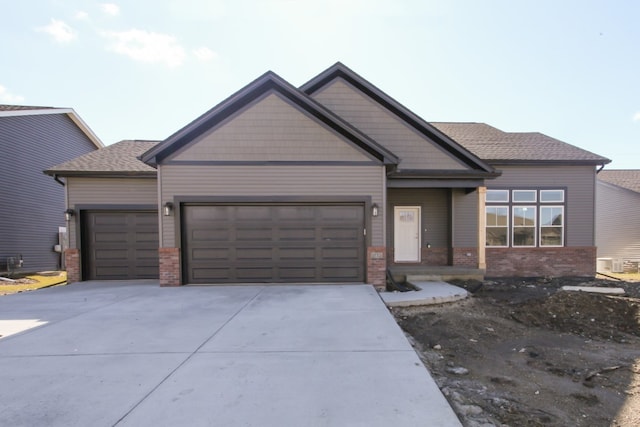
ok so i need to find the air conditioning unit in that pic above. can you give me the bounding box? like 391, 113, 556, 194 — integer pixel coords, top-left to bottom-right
611, 258, 624, 273
597, 258, 612, 273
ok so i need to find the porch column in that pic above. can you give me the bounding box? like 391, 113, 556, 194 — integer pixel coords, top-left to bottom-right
477, 186, 487, 269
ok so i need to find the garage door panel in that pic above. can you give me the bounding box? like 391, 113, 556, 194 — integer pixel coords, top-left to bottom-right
183, 203, 365, 284
192, 228, 229, 241
236, 228, 272, 241
192, 248, 229, 260
84, 211, 159, 280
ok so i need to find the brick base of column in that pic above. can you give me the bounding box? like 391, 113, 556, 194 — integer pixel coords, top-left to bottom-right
64, 248, 81, 283
452, 247, 479, 268
367, 246, 386, 290
159, 247, 181, 287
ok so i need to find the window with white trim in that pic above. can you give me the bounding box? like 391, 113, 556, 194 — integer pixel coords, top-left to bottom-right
486, 206, 509, 247
512, 206, 536, 246
485, 189, 565, 248
540, 206, 564, 246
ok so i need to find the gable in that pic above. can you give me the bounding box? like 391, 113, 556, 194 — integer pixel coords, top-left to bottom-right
309, 77, 470, 171
169, 91, 374, 163
141, 71, 398, 167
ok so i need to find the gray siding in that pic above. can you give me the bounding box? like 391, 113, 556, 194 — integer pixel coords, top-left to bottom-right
67, 177, 158, 248
159, 165, 385, 247
489, 165, 597, 246
596, 181, 640, 260
311, 78, 469, 171
0, 114, 97, 271
171, 92, 372, 162
387, 188, 449, 248
452, 189, 479, 247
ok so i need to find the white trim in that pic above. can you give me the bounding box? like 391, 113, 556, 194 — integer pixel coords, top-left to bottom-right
0, 108, 104, 149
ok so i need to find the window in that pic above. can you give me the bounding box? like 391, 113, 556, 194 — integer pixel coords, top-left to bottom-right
485, 188, 565, 248
512, 206, 536, 246
513, 190, 536, 203
486, 206, 508, 247
540, 206, 564, 246
540, 190, 564, 203
486, 190, 509, 203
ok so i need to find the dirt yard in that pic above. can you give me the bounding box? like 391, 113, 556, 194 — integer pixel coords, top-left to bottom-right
393, 277, 640, 427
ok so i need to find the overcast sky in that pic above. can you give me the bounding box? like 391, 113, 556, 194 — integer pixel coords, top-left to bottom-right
2, 0, 639, 169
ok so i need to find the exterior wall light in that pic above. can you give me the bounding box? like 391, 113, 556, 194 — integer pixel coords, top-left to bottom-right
64, 208, 75, 221
371, 203, 379, 217
164, 202, 174, 216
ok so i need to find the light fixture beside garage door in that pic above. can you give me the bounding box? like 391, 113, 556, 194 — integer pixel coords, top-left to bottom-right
163, 202, 174, 216
371, 203, 379, 217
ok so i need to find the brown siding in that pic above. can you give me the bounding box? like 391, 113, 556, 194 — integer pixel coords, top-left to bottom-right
596, 181, 640, 261
488, 165, 596, 247
387, 188, 449, 248
159, 165, 385, 247
452, 188, 479, 247
67, 177, 158, 248
310, 78, 469, 171
170, 92, 372, 162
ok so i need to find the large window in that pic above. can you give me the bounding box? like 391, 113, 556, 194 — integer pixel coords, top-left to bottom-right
485, 189, 565, 248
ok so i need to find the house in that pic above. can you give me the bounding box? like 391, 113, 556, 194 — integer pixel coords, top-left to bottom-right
1, 105, 103, 273
45, 63, 610, 287
596, 170, 640, 273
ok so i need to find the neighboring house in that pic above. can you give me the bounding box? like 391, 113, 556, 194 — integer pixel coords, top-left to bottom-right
596, 170, 640, 273
1, 105, 103, 273
46, 63, 610, 287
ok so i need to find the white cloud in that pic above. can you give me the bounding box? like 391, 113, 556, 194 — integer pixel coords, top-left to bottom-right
0, 85, 25, 103
38, 19, 77, 43
74, 11, 89, 21
101, 3, 120, 16
102, 29, 186, 67
193, 46, 217, 62
634, 112, 640, 122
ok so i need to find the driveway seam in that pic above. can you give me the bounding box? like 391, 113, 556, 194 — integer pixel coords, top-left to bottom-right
112, 285, 267, 426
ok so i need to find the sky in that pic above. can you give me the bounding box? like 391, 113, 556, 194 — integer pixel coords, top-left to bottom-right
2, 0, 639, 169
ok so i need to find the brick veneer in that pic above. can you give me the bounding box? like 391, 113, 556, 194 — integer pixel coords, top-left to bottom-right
64, 248, 80, 283
387, 247, 449, 267
452, 248, 479, 268
159, 247, 181, 287
367, 246, 386, 290
486, 247, 596, 277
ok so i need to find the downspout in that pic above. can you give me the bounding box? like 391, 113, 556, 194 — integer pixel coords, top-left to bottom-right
53, 174, 66, 186
596, 164, 606, 174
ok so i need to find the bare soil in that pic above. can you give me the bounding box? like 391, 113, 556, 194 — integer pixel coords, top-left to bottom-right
393, 277, 640, 427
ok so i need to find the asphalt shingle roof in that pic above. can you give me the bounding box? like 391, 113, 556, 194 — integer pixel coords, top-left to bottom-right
0, 104, 54, 111
45, 140, 159, 176
431, 122, 610, 164
598, 170, 640, 193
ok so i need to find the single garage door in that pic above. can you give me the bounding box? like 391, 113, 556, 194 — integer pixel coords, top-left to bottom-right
82, 211, 159, 280
182, 203, 365, 284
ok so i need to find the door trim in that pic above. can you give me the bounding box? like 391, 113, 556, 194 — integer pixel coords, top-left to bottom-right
393, 206, 421, 263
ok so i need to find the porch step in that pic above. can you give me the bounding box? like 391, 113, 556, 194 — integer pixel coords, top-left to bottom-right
389, 266, 485, 283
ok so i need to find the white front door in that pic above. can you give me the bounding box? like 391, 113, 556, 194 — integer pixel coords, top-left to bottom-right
394, 206, 421, 262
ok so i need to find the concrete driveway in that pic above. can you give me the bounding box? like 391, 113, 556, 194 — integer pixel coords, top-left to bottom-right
0, 281, 460, 426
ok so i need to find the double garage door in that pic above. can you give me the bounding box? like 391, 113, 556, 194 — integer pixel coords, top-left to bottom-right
82, 211, 159, 280
182, 203, 365, 284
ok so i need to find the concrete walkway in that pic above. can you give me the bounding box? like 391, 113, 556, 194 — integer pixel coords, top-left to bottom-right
0, 281, 461, 426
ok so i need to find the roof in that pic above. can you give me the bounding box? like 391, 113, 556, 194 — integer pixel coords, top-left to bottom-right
598, 170, 640, 193
45, 140, 159, 177
0, 105, 104, 149
140, 70, 399, 167
0, 104, 54, 111
301, 62, 497, 175
431, 122, 610, 165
